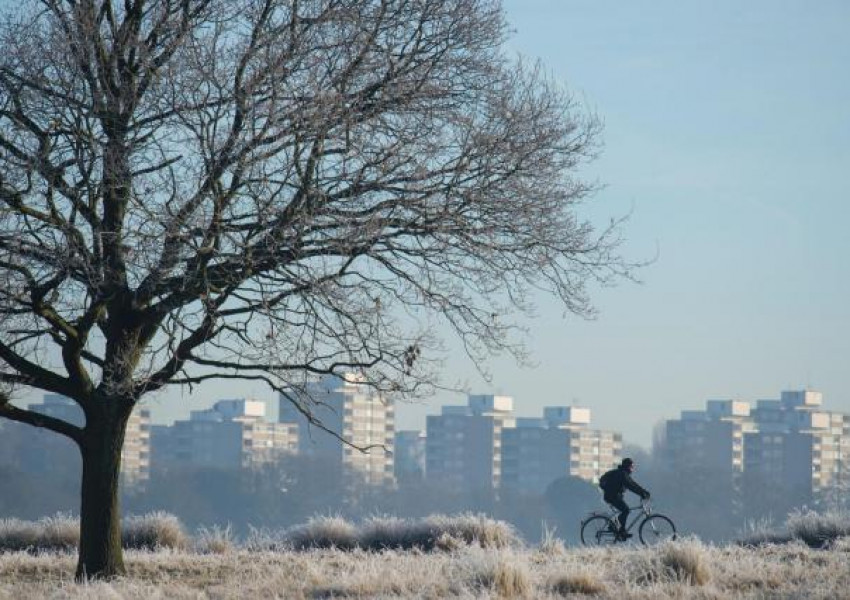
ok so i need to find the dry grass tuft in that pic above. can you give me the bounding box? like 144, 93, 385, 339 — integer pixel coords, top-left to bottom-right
36, 514, 79, 552
473, 555, 532, 598
629, 540, 711, 587
358, 515, 429, 550
243, 526, 287, 552
538, 522, 566, 556
424, 513, 521, 550
122, 512, 189, 551
660, 541, 711, 586
195, 524, 235, 554
829, 536, 850, 552
549, 571, 606, 596
287, 515, 358, 550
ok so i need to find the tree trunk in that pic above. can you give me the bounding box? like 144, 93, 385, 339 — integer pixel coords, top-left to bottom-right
76, 407, 130, 581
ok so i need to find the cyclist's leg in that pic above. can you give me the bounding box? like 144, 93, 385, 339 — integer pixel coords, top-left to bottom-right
607, 496, 629, 534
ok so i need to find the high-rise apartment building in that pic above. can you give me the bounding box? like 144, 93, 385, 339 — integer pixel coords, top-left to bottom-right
744, 390, 849, 501
394, 430, 426, 484
278, 374, 394, 486
656, 390, 849, 505
119, 404, 152, 486
152, 399, 298, 470
655, 400, 755, 477
425, 394, 516, 489
501, 406, 622, 493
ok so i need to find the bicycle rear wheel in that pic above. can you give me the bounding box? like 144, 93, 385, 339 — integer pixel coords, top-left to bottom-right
639, 514, 677, 545
581, 515, 618, 546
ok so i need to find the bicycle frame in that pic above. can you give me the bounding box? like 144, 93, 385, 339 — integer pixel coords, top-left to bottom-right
587, 500, 652, 534
612, 503, 651, 534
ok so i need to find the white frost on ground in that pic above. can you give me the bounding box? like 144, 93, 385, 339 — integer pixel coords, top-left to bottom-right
1, 537, 849, 599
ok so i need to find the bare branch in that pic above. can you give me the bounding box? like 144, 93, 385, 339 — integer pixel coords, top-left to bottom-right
0, 0, 633, 430
0, 388, 83, 444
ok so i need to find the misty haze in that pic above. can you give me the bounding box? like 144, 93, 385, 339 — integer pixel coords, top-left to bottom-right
1, 0, 848, 597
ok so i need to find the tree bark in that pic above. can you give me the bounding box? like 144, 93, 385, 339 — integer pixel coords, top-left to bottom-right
75, 404, 131, 581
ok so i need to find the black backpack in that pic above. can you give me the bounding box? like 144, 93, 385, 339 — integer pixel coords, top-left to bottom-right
598, 469, 617, 493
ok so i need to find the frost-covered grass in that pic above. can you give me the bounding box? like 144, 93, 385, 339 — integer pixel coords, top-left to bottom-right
1, 539, 849, 598
738, 509, 850, 548
122, 511, 190, 551
786, 509, 850, 547
3, 512, 849, 597
235, 513, 521, 552
0, 512, 517, 555
0, 512, 189, 553
0, 514, 78, 553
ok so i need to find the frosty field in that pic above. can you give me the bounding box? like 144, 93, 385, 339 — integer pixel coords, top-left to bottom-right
1, 540, 849, 599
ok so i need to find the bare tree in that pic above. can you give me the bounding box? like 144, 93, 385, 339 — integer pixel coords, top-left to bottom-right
0, 0, 630, 579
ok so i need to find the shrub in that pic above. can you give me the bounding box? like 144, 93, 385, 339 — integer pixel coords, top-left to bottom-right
1, 512, 191, 553
0, 518, 41, 553
287, 515, 358, 550
285, 513, 521, 552
785, 509, 850, 548
423, 513, 521, 550
738, 510, 850, 548
122, 512, 189, 551
0, 514, 79, 553
358, 515, 429, 551
36, 514, 78, 552
433, 531, 464, 552
737, 518, 794, 547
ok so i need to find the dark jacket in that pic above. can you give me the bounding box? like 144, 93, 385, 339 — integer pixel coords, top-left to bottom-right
599, 466, 650, 499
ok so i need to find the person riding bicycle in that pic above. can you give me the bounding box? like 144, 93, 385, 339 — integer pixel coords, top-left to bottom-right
598, 457, 650, 541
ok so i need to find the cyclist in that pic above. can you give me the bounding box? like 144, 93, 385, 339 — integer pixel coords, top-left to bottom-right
598, 457, 650, 541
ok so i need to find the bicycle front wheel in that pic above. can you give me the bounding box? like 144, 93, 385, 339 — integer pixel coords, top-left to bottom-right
639, 514, 677, 545
581, 515, 618, 546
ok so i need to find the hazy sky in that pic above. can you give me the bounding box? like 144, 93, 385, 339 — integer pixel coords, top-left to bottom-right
446, 0, 850, 446
17, 1, 845, 448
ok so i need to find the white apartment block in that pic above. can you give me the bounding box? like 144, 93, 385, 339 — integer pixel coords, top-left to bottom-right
152, 399, 298, 470
501, 406, 622, 493
744, 390, 850, 499
425, 394, 516, 490
656, 390, 849, 502
278, 374, 394, 486
655, 399, 755, 478
120, 405, 151, 486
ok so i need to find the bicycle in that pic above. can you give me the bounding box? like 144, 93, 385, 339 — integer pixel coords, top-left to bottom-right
580, 500, 676, 546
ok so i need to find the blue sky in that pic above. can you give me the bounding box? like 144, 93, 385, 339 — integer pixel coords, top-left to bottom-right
440, 0, 850, 445
14, 1, 845, 448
